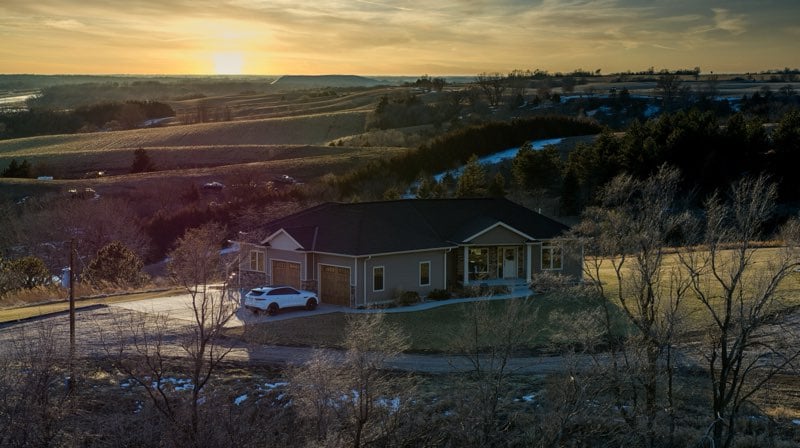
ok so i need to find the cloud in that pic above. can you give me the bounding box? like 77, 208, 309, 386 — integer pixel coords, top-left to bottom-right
0, 0, 796, 74
711, 8, 747, 35
43, 18, 85, 30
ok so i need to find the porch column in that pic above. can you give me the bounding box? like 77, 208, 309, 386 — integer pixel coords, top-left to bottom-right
463, 246, 469, 285
526, 243, 532, 284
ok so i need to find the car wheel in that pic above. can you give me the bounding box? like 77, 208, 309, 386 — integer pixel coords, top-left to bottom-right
266, 303, 279, 316
305, 298, 318, 311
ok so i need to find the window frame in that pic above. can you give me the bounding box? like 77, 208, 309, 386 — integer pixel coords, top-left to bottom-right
373, 266, 385, 292
419, 261, 431, 287
468, 247, 490, 280
249, 250, 265, 272
541, 244, 563, 270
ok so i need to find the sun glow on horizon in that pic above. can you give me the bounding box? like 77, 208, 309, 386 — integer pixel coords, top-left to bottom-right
212, 52, 245, 75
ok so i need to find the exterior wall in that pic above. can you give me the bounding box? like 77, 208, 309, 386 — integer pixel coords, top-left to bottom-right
536, 239, 583, 281
560, 240, 584, 280
237, 243, 268, 292
359, 250, 447, 306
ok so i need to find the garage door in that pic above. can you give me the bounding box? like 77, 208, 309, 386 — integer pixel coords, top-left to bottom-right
272, 260, 301, 289
320, 265, 351, 306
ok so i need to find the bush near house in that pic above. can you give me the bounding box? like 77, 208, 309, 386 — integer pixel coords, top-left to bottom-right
394, 290, 421, 307
426, 289, 451, 301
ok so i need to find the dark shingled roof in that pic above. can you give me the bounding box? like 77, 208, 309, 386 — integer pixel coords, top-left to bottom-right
259, 198, 570, 256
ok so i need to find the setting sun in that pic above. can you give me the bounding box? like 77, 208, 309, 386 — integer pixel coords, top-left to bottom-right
213, 52, 244, 75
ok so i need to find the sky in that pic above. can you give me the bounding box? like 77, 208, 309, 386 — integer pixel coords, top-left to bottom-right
1, 0, 798, 76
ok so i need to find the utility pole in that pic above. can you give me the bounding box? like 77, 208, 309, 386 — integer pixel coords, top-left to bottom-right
68, 238, 76, 392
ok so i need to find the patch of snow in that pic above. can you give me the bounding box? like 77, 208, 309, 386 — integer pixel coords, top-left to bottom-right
516, 393, 536, 403
263, 381, 288, 390
134, 401, 143, 414
792, 419, 800, 426
643, 104, 661, 118
151, 377, 193, 392
234, 394, 248, 406
142, 117, 171, 127
433, 137, 563, 183
376, 397, 401, 412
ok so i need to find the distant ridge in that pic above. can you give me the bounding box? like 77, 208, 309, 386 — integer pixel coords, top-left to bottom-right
270, 74, 383, 89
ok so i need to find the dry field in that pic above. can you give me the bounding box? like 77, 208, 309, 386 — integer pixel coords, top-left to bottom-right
0, 87, 419, 200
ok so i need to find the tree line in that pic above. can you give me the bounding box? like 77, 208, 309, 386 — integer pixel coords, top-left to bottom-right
0, 100, 175, 139
337, 116, 601, 198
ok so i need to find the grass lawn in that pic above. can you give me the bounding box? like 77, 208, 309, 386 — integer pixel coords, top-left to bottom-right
0, 289, 182, 324
237, 292, 625, 353
588, 247, 800, 326
238, 247, 800, 353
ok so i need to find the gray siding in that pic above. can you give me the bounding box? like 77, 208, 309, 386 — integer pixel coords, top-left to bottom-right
537, 239, 583, 280
361, 250, 447, 306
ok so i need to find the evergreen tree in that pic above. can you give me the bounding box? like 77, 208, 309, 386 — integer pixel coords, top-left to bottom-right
488, 172, 506, 197
1, 159, 32, 178
83, 241, 147, 288
130, 147, 155, 173
415, 172, 439, 199
455, 155, 488, 198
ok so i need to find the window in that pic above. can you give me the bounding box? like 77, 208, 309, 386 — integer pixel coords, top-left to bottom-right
419, 261, 431, 286
468, 248, 489, 279
541, 244, 563, 270
373, 266, 385, 292
249, 250, 265, 272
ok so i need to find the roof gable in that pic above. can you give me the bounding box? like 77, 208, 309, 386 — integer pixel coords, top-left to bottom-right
262, 228, 304, 250
463, 221, 534, 244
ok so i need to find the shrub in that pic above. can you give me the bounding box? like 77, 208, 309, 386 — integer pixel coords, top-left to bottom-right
426, 289, 451, 301
455, 284, 510, 298
83, 241, 148, 288
394, 290, 421, 306
529, 271, 573, 294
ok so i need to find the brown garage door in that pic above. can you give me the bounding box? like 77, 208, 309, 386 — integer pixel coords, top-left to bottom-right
320, 265, 351, 306
272, 260, 301, 289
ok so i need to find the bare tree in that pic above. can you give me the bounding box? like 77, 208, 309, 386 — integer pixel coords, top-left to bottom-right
575, 165, 691, 447
447, 298, 539, 447
0, 322, 73, 447
288, 313, 412, 447
107, 222, 238, 447
655, 72, 685, 110
539, 287, 616, 446
474, 72, 506, 108
679, 176, 800, 448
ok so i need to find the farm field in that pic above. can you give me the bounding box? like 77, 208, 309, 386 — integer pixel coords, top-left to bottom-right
0, 86, 419, 201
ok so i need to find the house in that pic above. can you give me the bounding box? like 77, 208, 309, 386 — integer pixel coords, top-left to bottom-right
236, 198, 582, 307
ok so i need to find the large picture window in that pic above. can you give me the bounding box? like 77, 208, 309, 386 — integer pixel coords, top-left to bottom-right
249, 250, 265, 272
373, 266, 385, 292
419, 261, 431, 286
468, 248, 489, 279
541, 244, 563, 270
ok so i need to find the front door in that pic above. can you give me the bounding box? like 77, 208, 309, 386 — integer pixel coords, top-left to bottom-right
502, 247, 517, 278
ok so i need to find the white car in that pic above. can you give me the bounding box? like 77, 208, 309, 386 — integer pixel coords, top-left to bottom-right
244, 286, 318, 315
